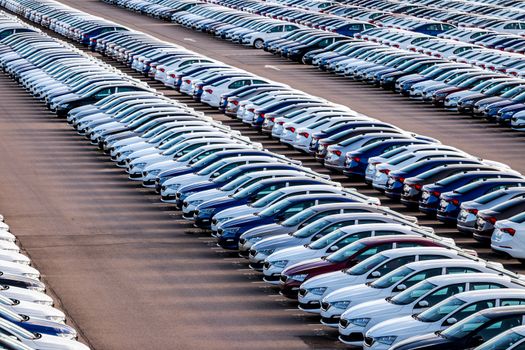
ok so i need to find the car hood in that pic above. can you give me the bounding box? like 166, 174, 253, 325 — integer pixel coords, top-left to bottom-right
198, 195, 237, 210
213, 204, 257, 220
324, 283, 379, 303
367, 315, 433, 339
252, 233, 301, 251
219, 213, 262, 229
267, 245, 314, 264
179, 179, 214, 194
186, 188, 225, 204
343, 298, 401, 320
391, 332, 446, 349
283, 256, 335, 276
240, 223, 285, 240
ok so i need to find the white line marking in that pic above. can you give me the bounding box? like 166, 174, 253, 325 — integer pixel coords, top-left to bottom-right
183, 38, 196, 42
264, 65, 281, 71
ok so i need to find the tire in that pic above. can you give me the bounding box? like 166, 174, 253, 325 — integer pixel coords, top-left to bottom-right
254, 39, 264, 49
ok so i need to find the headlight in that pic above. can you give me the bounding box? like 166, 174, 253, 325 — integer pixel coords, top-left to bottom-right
166, 184, 181, 190
23, 273, 40, 280
270, 260, 288, 268
46, 315, 65, 323
58, 331, 76, 339
198, 208, 214, 216
375, 335, 397, 345
308, 287, 327, 296
190, 200, 203, 206
27, 286, 45, 292
13, 260, 30, 265
349, 318, 370, 327
258, 248, 275, 256
331, 300, 351, 309
217, 217, 233, 223
33, 300, 53, 306
289, 274, 308, 282
133, 162, 146, 170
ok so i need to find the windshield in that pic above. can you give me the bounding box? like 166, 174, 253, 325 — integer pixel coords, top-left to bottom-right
220, 174, 253, 191
476, 330, 525, 350
390, 281, 436, 305
282, 208, 317, 227
441, 314, 490, 340
251, 190, 287, 208
258, 199, 292, 217
196, 160, 227, 176
293, 219, 330, 238
417, 298, 466, 322
346, 254, 389, 275
370, 267, 415, 289
436, 172, 468, 186
511, 211, 525, 224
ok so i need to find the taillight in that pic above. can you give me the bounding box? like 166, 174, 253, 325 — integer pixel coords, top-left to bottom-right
277, 121, 285, 125
169, 74, 176, 78
247, 108, 255, 112
299, 132, 309, 138
467, 208, 478, 215
205, 89, 213, 94
412, 183, 422, 191
232, 100, 239, 106
451, 199, 459, 206
396, 177, 405, 183
379, 169, 390, 175
432, 191, 441, 197
184, 79, 191, 84
352, 157, 361, 163
332, 150, 342, 156
501, 227, 516, 236
259, 113, 265, 118
485, 216, 497, 225
286, 126, 296, 133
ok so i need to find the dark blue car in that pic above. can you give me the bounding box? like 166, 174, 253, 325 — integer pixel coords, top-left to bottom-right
174, 161, 307, 209
194, 176, 332, 229
342, 139, 431, 177
420, 173, 524, 217
401, 165, 501, 207
215, 193, 360, 249
437, 178, 525, 224
384, 158, 484, 199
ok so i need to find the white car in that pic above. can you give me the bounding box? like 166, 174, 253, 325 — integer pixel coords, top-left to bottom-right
339, 273, 525, 345
491, 211, 525, 259
241, 23, 302, 48
201, 76, 269, 108
365, 289, 525, 349
320, 258, 495, 328
249, 219, 427, 267
298, 246, 470, 314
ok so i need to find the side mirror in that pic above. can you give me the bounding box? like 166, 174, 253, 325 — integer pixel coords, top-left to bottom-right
417, 300, 429, 308
396, 284, 407, 291
446, 317, 457, 325
176, 152, 183, 157
213, 172, 220, 177
329, 245, 339, 252
371, 271, 381, 278
313, 233, 323, 240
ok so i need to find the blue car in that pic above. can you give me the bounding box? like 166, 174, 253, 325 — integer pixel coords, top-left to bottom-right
420, 172, 523, 216
0, 306, 76, 339
193, 176, 333, 229
342, 139, 431, 177
384, 158, 484, 199
156, 149, 287, 193
437, 178, 525, 224
309, 121, 399, 154
401, 164, 501, 207
174, 161, 307, 209
215, 193, 361, 249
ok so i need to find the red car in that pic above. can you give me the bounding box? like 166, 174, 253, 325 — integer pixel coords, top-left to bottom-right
278, 235, 451, 298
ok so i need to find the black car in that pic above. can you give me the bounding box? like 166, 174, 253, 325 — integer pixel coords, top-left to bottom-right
392, 306, 525, 350
473, 197, 525, 242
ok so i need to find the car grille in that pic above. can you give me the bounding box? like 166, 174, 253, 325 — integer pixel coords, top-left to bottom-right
340, 333, 364, 342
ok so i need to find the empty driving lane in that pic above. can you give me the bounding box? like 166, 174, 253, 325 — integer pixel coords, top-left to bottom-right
41, 0, 525, 174
0, 73, 345, 349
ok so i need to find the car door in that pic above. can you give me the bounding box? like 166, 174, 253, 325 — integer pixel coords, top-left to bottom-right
414, 283, 467, 312
446, 300, 497, 326
468, 316, 524, 347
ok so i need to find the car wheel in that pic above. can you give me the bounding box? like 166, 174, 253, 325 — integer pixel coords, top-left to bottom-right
254, 39, 264, 49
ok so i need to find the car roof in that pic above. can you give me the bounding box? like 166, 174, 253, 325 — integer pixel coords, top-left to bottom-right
456, 288, 525, 302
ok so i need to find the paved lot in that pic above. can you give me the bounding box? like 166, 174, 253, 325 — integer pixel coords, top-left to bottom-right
0, 1, 524, 350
